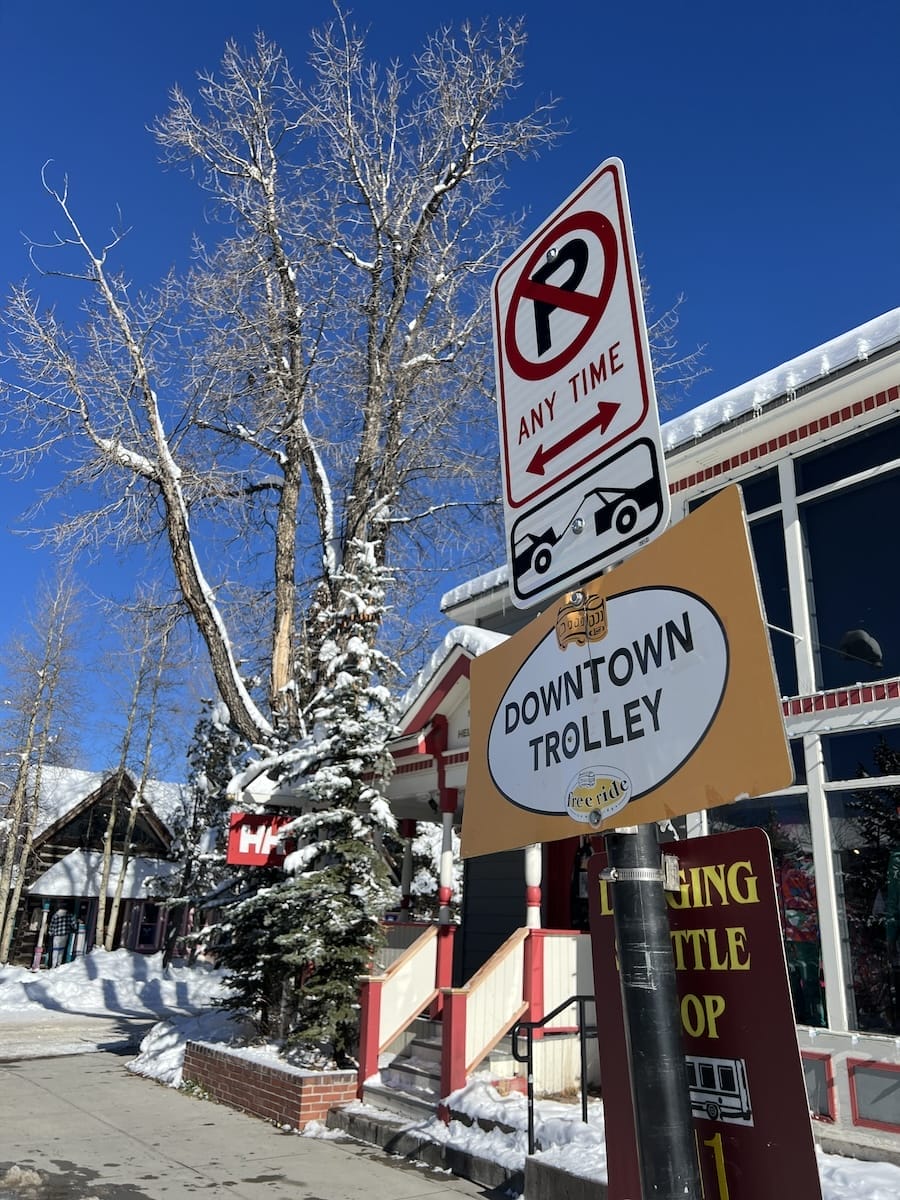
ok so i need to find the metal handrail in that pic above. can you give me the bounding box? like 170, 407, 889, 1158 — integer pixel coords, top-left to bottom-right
511, 993, 597, 1156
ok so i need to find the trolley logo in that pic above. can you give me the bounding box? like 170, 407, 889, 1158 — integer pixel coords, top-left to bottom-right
556, 593, 607, 649
566, 766, 631, 825
487, 586, 729, 821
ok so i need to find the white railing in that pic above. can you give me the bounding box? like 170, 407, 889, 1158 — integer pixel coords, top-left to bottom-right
463, 927, 529, 1072
542, 931, 596, 1029
376, 925, 439, 1051
374, 920, 434, 972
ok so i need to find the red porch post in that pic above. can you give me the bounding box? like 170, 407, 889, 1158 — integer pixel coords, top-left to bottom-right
523, 928, 547, 1034
439, 987, 468, 1120
356, 975, 384, 1098
429, 923, 456, 1018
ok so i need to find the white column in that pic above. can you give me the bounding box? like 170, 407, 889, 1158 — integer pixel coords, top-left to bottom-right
524, 843, 542, 929
439, 809, 455, 924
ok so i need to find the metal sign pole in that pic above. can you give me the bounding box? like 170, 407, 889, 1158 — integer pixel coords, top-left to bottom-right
604, 822, 702, 1200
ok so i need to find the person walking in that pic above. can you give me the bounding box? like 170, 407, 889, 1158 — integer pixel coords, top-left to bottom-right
47, 904, 75, 967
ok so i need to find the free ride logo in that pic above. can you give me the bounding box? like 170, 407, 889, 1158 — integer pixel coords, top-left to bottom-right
565, 766, 631, 825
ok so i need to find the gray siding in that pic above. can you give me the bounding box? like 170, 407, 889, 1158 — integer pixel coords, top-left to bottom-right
456, 849, 524, 983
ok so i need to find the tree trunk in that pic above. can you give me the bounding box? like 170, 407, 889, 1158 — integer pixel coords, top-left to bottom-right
105, 799, 139, 951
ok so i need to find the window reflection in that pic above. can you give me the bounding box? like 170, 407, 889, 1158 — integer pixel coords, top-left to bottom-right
830, 775, 900, 1034
801, 471, 899, 690
740, 469, 781, 515
822, 730, 900, 783
707, 795, 825, 1027
795, 420, 900, 494
750, 514, 796, 696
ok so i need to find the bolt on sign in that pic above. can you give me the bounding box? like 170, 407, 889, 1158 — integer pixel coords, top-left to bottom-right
492, 157, 670, 607
588, 830, 822, 1200
461, 485, 792, 858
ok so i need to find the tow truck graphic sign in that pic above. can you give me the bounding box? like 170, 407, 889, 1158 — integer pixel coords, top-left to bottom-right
492, 158, 670, 607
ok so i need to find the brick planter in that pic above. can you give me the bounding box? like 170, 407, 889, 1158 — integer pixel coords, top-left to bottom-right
182, 1041, 356, 1130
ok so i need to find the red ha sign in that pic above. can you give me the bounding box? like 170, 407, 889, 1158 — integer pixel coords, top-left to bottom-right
226, 812, 294, 866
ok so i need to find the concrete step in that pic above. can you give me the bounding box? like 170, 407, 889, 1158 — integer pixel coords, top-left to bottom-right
380, 1058, 441, 1097
360, 1078, 439, 1123
327, 1101, 607, 1198
392, 1034, 443, 1068
381, 1016, 442, 1062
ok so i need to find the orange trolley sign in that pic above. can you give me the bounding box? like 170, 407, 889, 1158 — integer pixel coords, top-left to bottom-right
462, 486, 793, 858
492, 158, 670, 607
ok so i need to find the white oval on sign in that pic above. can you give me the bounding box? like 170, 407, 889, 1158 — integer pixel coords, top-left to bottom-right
487, 587, 728, 818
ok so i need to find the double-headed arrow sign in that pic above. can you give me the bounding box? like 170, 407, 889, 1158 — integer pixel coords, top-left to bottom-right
491, 158, 670, 608
527, 399, 620, 477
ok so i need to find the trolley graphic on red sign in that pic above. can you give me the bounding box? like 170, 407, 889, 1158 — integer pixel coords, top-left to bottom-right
492, 159, 670, 607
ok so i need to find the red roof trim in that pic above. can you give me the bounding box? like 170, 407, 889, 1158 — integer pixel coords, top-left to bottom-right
669, 385, 900, 494
400, 652, 472, 736
782, 679, 900, 718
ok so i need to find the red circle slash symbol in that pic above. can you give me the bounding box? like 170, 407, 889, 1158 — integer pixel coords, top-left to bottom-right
504, 211, 618, 383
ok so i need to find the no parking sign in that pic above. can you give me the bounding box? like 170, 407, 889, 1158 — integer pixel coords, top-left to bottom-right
492, 159, 670, 607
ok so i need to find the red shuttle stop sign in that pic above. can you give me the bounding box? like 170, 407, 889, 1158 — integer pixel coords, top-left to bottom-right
589, 829, 821, 1200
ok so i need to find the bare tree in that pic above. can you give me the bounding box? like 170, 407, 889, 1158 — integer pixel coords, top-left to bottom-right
1, 15, 559, 757
0, 573, 82, 963
1, 15, 561, 1048
102, 620, 176, 949
643, 285, 708, 412
94, 595, 182, 949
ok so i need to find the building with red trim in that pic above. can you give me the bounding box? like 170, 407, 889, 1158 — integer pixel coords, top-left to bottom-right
386, 309, 900, 1153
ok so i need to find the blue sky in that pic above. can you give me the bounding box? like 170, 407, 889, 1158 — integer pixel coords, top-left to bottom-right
1, 1, 898, 763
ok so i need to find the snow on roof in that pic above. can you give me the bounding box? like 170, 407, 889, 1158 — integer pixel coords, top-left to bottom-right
662, 307, 900, 454
400, 624, 508, 715
440, 564, 510, 616
27, 849, 178, 899
442, 308, 900, 615
33, 766, 108, 838
140, 778, 191, 835
33, 765, 189, 839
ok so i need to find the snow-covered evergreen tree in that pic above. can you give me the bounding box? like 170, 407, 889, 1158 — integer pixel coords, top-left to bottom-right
159, 700, 249, 965
216, 542, 398, 1062
388, 823, 462, 922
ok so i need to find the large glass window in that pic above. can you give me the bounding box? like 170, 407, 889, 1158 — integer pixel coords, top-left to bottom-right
795, 420, 900, 494
740, 468, 781, 515
800, 469, 900, 690
828, 782, 900, 1033
707, 793, 825, 1028
822, 730, 900, 783
823, 730, 900, 1034
749, 514, 797, 696
790, 739, 807, 785
685, 475, 795, 694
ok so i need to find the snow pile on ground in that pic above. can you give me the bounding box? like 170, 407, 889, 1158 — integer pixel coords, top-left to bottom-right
413, 1076, 608, 1181
816, 1154, 900, 1200
128, 1008, 252, 1087
324, 1074, 900, 1200
0, 948, 226, 1021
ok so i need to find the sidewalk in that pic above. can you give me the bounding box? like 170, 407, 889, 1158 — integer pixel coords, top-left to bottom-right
0, 1014, 152, 1062
0, 1051, 496, 1200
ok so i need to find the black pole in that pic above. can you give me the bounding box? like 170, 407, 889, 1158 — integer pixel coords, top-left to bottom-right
605, 822, 701, 1200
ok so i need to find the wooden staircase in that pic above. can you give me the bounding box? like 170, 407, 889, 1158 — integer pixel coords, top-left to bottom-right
363, 1016, 444, 1119
357, 924, 594, 1118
